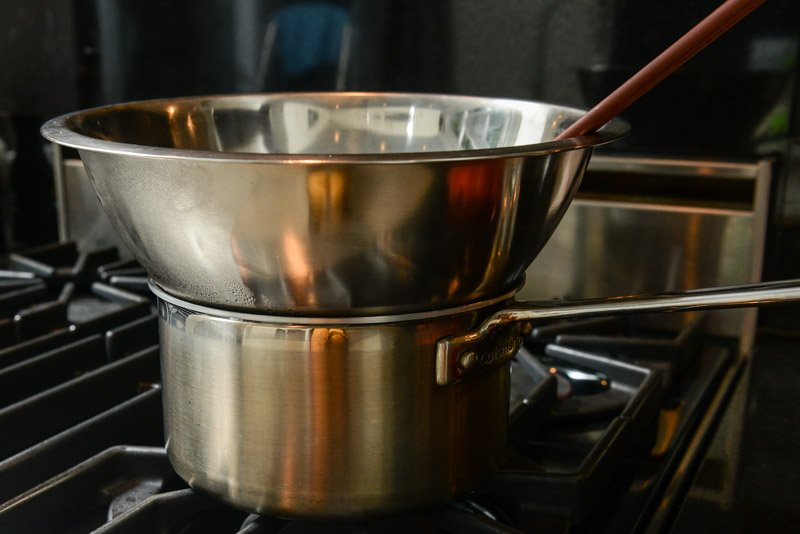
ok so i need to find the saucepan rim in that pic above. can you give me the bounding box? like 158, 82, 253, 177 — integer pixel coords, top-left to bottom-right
149, 280, 521, 325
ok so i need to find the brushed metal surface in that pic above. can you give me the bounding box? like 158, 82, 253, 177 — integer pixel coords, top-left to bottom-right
521, 156, 772, 352
41, 93, 627, 315
158, 293, 511, 519
56, 157, 131, 255
522, 201, 758, 300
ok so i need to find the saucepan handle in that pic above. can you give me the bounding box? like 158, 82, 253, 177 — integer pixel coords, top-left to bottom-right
435, 279, 800, 386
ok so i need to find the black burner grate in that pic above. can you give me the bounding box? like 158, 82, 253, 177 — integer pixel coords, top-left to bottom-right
0, 243, 735, 533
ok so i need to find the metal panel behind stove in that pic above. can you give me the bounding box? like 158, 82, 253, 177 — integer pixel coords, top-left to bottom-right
53, 148, 130, 256
521, 155, 771, 355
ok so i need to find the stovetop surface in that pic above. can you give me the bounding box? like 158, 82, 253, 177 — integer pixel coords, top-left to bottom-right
0, 243, 743, 533
671, 337, 800, 533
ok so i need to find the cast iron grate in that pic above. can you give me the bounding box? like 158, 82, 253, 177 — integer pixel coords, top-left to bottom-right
0, 242, 732, 532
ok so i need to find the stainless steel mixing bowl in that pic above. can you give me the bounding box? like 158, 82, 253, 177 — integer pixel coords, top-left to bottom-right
41, 93, 628, 315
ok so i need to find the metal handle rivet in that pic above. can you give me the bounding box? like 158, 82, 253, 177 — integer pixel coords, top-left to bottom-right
459, 351, 477, 370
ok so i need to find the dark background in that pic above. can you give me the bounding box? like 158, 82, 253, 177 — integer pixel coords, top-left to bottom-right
1, 0, 799, 298
2, 4, 798, 529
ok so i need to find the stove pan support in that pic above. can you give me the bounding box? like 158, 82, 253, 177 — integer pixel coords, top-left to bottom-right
476, 347, 659, 528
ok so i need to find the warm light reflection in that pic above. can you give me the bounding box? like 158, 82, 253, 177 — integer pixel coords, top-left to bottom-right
682, 215, 701, 327
685, 214, 700, 288
697, 166, 714, 175
307, 169, 346, 231
447, 278, 461, 298
282, 231, 317, 307
283, 232, 311, 281
652, 408, 681, 456
308, 328, 348, 492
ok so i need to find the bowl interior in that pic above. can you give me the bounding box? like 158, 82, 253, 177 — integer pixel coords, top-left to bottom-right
65, 93, 589, 157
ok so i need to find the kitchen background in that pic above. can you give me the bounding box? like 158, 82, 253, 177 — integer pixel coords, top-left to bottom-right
2, 1, 800, 323
1, 1, 800, 531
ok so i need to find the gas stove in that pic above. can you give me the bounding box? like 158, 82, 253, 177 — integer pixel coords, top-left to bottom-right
0, 242, 743, 532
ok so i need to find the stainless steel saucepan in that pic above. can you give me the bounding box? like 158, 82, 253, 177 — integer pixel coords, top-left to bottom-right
40, 92, 800, 519
152, 278, 800, 519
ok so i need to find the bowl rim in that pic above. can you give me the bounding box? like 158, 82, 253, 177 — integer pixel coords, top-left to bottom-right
41, 92, 629, 164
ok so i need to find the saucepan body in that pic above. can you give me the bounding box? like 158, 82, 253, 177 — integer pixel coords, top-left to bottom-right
155, 285, 518, 519
155, 278, 800, 518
